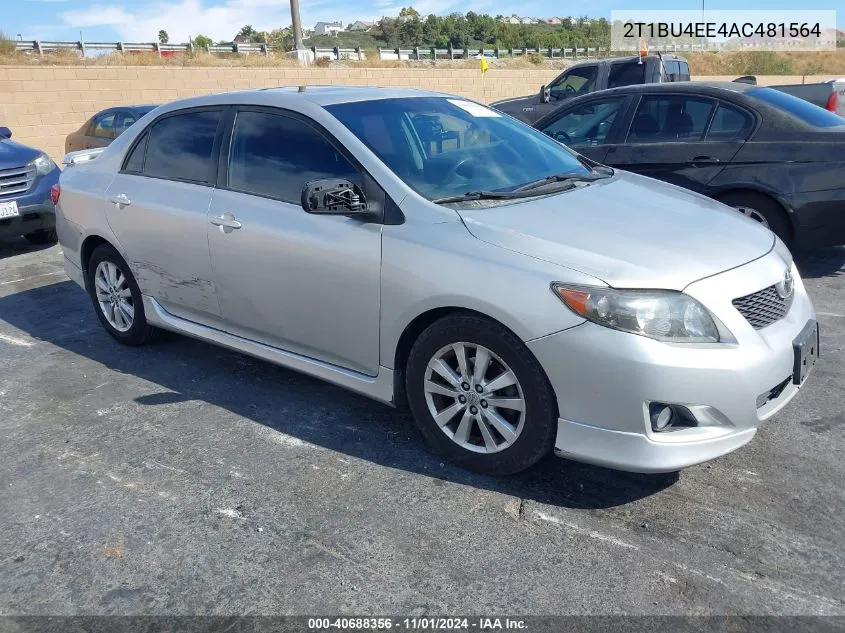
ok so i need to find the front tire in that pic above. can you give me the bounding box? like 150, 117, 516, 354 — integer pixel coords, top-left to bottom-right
86, 244, 157, 346
405, 314, 558, 476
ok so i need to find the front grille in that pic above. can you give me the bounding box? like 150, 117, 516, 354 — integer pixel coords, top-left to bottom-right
0, 165, 36, 197
732, 285, 793, 329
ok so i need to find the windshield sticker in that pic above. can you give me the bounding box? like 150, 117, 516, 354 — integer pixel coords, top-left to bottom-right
447, 99, 502, 118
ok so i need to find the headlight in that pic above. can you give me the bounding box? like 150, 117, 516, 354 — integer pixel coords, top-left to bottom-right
551, 283, 720, 343
30, 153, 56, 176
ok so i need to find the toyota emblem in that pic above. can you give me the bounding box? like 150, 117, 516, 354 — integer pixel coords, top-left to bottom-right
776, 268, 794, 299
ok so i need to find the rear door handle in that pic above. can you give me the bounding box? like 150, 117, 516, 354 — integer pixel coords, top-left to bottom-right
210, 214, 242, 230
110, 193, 131, 207
691, 155, 721, 164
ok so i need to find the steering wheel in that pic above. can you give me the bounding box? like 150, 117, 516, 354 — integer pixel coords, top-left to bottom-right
564, 84, 577, 96
553, 130, 572, 145
441, 156, 476, 185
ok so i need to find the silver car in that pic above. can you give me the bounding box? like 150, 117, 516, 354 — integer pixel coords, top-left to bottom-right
55, 87, 819, 475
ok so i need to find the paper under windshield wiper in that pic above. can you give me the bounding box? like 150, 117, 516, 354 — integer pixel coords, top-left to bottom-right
512, 171, 610, 193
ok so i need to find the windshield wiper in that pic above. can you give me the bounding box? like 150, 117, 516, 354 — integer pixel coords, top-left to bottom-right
432, 191, 521, 204
512, 170, 611, 193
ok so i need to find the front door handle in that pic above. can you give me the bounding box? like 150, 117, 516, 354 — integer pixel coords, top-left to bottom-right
210, 213, 242, 230
691, 155, 721, 165
110, 193, 131, 207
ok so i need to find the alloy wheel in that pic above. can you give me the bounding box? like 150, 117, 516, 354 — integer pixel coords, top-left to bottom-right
94, 260, 134, 333
733, 205, 770, 228
423, 342, 526, 454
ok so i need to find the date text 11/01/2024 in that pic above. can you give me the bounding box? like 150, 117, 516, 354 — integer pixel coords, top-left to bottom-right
622, 21, 822, 39
308, 618, 528, 630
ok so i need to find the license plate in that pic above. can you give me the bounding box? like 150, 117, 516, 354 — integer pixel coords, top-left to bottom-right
0, 200, 19, 219
793, 319, 819, 385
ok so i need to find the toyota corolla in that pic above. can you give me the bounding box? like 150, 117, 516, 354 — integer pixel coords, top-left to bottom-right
55, 87, 818, 475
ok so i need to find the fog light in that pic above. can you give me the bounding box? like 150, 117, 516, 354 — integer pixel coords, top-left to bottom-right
649, 403, 674, 431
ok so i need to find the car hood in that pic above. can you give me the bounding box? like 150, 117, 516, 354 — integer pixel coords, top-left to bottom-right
490, 95, 535, 112
0, 139, 40, 170
456, 171, 775, 290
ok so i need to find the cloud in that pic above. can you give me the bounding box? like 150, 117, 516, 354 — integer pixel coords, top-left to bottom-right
24, 0, 72, 3
60, 0, 295, 42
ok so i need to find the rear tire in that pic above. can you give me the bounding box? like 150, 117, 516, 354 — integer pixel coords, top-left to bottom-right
86, 244, 157, 346
717, 191, 790, 244
405, 314, 558, 476
23, 228, 58, 244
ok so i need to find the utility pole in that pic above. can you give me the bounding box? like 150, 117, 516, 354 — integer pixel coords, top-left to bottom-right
290, 0, 304, 51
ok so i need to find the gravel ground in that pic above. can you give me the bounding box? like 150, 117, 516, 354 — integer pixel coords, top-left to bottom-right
0, 238, 843, 616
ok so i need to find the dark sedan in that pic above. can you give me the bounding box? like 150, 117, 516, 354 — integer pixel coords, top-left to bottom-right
65, 105, 158, 154
532, 82, 845, 248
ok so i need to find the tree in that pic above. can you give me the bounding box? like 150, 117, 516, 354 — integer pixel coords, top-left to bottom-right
236, 25, 258, 42
265, 28, 293, 51
158, 30, 169, 44
423, 14, 440, 43
398, 6, 420, 20
193, 34, 212, 50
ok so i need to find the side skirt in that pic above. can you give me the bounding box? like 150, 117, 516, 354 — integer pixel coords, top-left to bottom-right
142, 296, 396, 406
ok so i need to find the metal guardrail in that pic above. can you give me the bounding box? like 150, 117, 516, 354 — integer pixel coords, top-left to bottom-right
14, 39, 706, 60
13, 40, 364, 60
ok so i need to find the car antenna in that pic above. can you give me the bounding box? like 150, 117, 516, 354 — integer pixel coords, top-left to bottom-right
656, 50, 669, 81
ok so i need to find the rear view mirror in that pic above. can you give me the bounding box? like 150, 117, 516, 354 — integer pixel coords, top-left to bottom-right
301, 179, 370, 217
0, 127, 11, 139
539, 85, 551, 104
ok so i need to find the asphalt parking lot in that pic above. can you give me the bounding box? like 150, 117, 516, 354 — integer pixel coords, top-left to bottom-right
0, 238, 843, 616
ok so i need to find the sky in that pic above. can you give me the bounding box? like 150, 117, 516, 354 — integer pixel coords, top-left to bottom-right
3, 0, 842, 44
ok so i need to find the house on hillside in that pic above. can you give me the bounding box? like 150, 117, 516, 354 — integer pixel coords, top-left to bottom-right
545, 17, 562, 24
520, 17, 538, 24
348, 20, 375, 31
499, 15, 521, 24
314, 21, 343, 36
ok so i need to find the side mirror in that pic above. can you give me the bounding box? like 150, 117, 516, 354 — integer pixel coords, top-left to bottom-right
0, 127, 11, 139
301, 179, 370, 217
539, 85, 551, 104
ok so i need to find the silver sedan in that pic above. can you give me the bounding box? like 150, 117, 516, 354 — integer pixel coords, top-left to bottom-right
55, 87, 818, 475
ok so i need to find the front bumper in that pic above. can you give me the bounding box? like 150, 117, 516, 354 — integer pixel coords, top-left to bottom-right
528, 251, 816, 473
0, 168, 59, 238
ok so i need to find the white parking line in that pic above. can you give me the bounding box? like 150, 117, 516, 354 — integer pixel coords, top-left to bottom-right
533, 510, 639, 550
0, 333, 34, 347
817, 312, 845, 318
0, 271, 64, 285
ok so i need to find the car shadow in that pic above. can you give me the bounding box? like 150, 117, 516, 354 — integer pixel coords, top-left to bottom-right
0, 280, 678, 510
793, 246, 845, 279
0, 236, 56, 260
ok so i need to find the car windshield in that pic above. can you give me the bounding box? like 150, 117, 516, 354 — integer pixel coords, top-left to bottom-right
747, 87, 845, 128
325, 97, 593, 202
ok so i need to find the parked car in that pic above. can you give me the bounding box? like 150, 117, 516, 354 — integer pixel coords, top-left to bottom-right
0, 126, 61, 244
491, 54, 691, 124
56, 87, 817, 475
65, 105, 158, 154
532, 81, 845, 248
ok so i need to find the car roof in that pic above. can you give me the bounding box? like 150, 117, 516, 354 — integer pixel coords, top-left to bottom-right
573, 81, 760, 97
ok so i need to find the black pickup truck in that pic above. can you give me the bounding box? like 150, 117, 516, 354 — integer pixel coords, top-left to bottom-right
492, 54, 691, 124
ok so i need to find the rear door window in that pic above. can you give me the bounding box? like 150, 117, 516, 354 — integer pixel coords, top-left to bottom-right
626, 95, 715, 143
91, 112, 116, 139
706, 103, 754, 140
607, 61, 646, 89
143, 110, 222, 184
